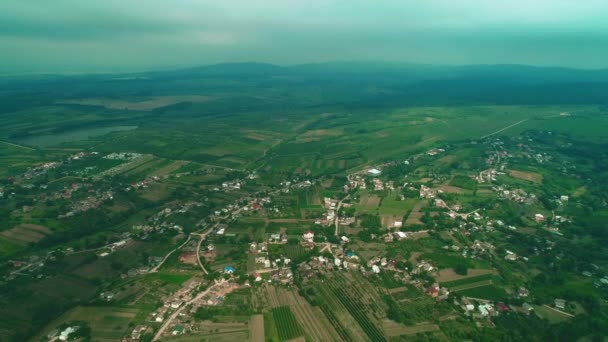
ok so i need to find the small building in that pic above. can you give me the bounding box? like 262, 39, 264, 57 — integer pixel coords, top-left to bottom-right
394, 231, 407, 240
172, 325, 185, 336
59, 326, 77, 341
554, 298, 566, 310
427, 286, 440, 298
302, 231, 315, 242
497, 302, 510, 313
534, 213, 545, 223
522, 303, 534, 314
517, 287, 529, 298
367, 168, 382, 176
372, 265, 380, 273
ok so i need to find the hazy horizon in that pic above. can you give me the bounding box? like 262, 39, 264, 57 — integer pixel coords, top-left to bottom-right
2, 0, 608, 73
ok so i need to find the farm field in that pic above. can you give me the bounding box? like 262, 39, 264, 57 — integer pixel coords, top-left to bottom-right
382, 319, 440, 337
436, 268, 496, 283
37, 306, 138, 342
249, 315, 265, 342
509, 169, 543, 184
0, 224, 52, 245
271, 306, 305, 341
255, 285, 342, 341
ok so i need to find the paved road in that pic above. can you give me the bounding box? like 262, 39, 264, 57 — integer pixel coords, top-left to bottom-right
334, 194, 350, 236
480, 119, 529, 139
149, 235, 192, 273
193, 232, 212, 275
0, 140, 35, 151
152, 279, 226, 341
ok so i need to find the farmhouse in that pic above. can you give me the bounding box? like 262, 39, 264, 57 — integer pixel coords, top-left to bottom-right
555, 298, 566, 310
394, 231, 408, 240
302, 231, 315, 242
534, 213, 545, 223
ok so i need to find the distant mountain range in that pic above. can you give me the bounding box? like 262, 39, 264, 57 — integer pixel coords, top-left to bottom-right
2, 62, 608, 109
162, 61, 608, 84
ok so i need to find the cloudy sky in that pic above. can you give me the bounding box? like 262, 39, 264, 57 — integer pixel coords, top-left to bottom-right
1, 0, 607, 73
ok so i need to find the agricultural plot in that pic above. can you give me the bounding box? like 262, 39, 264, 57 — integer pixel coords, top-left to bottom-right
0, 223, 52, 245
405, 200, 427, 225
379, 194, 417, 217
435, 268, 496, 283
353, 194, 381, 216
533, 305, 573, 324
382, 319, 440, 337
37, 306, 138, 342
250, 315, 265, 342
509, 169, 543, 184
31, 274, 97, 300
457, 285, 507, 301
306, 272, 388, 342
187, 321, 250, 341
440, 273, 494, 288
271, 306, 305, 341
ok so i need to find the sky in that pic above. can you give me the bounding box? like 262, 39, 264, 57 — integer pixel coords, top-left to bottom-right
1, 0, 608, 73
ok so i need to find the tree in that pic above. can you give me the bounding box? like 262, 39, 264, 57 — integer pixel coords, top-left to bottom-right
454, 261, 468, 276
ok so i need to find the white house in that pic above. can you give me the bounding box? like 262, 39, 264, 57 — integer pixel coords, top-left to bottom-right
302, 231, 315, 242
367, 168, 381, 176
395, 231, 407, 240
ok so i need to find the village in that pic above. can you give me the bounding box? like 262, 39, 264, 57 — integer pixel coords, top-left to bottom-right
2, 130, 607, 342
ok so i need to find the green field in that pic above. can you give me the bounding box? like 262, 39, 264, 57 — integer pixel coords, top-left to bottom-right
37, 306, 139, 341
457, 285, 507, 301
271, 306, 305, 341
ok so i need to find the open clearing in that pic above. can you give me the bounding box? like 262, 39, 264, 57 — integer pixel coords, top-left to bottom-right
360, 194, 381, 207
0, 224, 52, 245
509, 170, 543, 184
437, 185, 465, 194
59, 95, 214, 110
534, 305, 573, 323
435, 268, 495, 283
152, 160, 190, 177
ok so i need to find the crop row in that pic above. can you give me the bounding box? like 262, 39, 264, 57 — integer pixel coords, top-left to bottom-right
333, 288, 386, 342
272, 306, 304, 340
